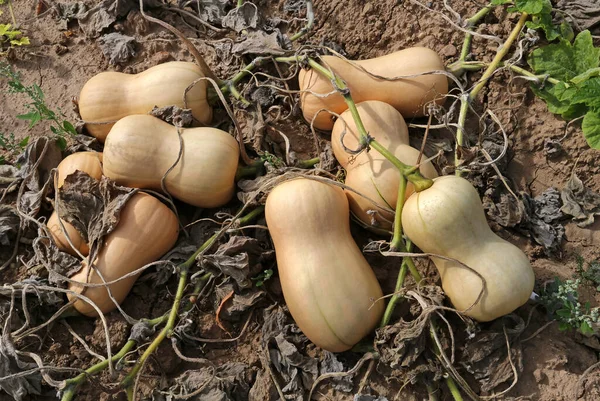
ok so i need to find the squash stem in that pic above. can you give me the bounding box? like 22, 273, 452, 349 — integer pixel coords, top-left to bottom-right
390, 175, 407, 252
237, 0, 244, 7
236, 161, 266, 181
455, 12, 529, 175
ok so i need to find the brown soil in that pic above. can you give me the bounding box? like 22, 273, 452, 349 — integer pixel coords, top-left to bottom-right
1, 1, 599, 401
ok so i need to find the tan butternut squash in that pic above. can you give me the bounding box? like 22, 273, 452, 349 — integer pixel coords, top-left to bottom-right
103, 115, 239, 208
299, 47, 448, 130
331, 101, 438, 229
48, 152, 103, 256
265, 178, 384, 352
79, 62, 212, 141
402, 175, 535, 321
67, 192, 179, 316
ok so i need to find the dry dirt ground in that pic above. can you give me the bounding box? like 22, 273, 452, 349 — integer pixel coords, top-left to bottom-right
1, 1, 600, 401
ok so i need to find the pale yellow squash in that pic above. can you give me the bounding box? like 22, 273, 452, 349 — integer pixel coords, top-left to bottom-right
331, 101, 438, 229
79, 62, 212, 141
68, 192, 179, 316
266, 178, 384, 352
299, 47, 448, 130
103, 115, 239, 208
402, 175, 535, 322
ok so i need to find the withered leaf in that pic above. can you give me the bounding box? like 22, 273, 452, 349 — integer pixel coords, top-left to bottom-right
0, 206, 19, 246
188, 0, 230, 24
522, 188, 564, 254
461, 315, 525, 393
65, 135, 102, 154
353, 395, 389, 401
375, 286, 445, 378
32, 225, 81, 284
483, 176, 524, 228
15, 137, 62, 219
261, 306, 316, 399
201, 236, 273, 288
222, 2, 260, 33
320, 351, 353, 392
556, 1, 600, 33
161, 362, 250, 401
232, 30, 285, 56
214, 282, 266, 321
150, 105, 194, 128
76, 0, 133, 38
272, 333, 318, 394
97, 32, 136, 65
57, 171, 136, 260
0, 335, 41, 401
561, 172, 600, 228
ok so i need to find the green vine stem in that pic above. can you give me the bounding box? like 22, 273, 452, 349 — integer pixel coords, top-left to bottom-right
121, 206, 264, 396
296, 157, 320, 169
60, 313, 168, 401
289, 0, 314, 42
61, 340, 135, 401
379, 246, 410, 328
455, 12, 529, 174
456, 5, 494, 68
237, 0, 244, 7
450, 61, 561, 86
426, 381, 439, 401
445, 374, 465, 401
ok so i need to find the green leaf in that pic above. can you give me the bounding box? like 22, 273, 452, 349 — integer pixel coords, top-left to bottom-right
62, 121, 76, 136
0, 155, 5, 165
10, 36, 30, 47
55, 136, 67, 151
574, 31, 600, 77
491, 0, 512, 4
515, 0, 549, 15
582, 110, 600, 149
556, 308, 573, 318
580, 321, 594, 336
16, 111, 41, 127
0, 24, 11, 36
572, 67, 600, 85
569, 78, 600, 109
19, 136, 29, 148
526, 12, 573, 42
529, 30, 600, 81
531, 84, 587, 119
558, 322, 571, 331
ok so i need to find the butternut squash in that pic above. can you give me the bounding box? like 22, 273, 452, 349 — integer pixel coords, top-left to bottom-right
67, 192, 179, 316
103, 115, 239, 208
401, 175, 535, 322
299, 47, 448, 130
265, 178, 384, 352
79, 62, 212, 141
331, 101, 438, 229
48, 152, 103, 256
